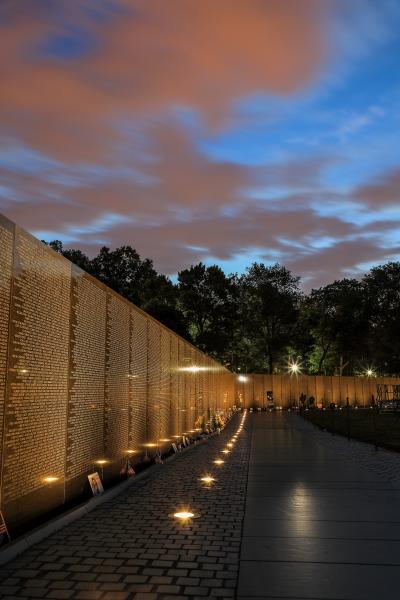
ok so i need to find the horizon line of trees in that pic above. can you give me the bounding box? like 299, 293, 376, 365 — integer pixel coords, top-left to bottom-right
44, 240, 400, 377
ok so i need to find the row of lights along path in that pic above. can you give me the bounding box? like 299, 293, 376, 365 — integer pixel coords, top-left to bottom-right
0, 410, 251, 599
171, 411, 248, 521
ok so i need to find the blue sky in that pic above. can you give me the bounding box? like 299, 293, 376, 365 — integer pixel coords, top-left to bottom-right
0, 0, 399, 288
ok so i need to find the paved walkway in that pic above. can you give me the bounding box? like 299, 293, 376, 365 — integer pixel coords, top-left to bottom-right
0, 413, 250, 599
2, 411, 400, 599
238, 412, 400, 600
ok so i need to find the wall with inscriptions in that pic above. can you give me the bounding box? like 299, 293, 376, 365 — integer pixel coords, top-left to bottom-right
0, 218, 14, 489
235, 373, 400, 409
67, 268, 106, 481
3, 211, 398, 532
0, 213, 234, 531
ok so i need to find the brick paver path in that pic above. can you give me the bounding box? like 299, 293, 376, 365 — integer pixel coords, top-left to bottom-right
0, 412, 250, 599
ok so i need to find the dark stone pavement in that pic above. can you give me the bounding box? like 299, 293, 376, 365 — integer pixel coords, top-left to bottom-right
0, 412, 250, 599
2, 411, 400, 599
237, 411, 400, 600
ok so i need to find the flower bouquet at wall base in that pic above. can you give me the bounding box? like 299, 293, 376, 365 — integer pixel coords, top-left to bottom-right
120, 459, 136, 478
211, 413, 225, 433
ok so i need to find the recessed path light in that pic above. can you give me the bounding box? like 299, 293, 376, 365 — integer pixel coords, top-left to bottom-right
200, 476, 216, 485
169, 510, 200, 520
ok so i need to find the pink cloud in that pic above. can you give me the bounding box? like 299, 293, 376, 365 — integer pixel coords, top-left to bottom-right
354, 168, 400, 208
0, 0, 328, 160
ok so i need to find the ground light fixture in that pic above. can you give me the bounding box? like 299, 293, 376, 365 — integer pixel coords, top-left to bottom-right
43, 476, 59, 483
95, 459, 108, 465
169, 510, 200, 521
213, 459, 224, 465
221, 449, 230, 454
143, 443, 157, 448
227, 443, 233, 447
200, 475, 216, 485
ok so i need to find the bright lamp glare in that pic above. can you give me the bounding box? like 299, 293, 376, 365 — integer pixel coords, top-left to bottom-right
181, 366, 201, 373
174, 511, 194, 519
200, 476, 215, 485
288, 360, 301, 375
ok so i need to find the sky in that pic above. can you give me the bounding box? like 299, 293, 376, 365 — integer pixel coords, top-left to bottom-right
0, 0, 400, 289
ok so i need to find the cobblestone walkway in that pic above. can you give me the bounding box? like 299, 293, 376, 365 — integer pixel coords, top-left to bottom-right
0, 412, 251, 600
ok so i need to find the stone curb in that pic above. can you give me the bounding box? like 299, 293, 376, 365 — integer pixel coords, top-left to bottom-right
0, 428, 223, 567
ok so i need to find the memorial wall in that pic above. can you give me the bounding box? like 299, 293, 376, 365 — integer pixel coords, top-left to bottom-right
1, 212, 400, 534
234, 373, 400, 409
0, 213, 235, 532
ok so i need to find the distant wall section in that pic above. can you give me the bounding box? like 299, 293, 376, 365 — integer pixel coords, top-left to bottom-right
235, 373, 400, 408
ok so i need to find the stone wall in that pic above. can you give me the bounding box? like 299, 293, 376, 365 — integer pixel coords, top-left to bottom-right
0, 213, 235, 531
1, 211, 399, 532
234, 373, 400, 408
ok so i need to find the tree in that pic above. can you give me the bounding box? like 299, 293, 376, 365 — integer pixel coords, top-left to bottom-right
45, 241, 190, 339
177, 263, 239, 362
305, 279, 369, 375
43, 240, 93, 273
240, 263, 301, 373
363, 262, 400, 375
90, 246, 157, 306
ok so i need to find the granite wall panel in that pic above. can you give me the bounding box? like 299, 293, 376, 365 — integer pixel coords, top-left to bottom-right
67, 268, 106, 480
2, 228, 71, 507
105, 293, 131, 460
129, 308, 148, 450
0, 216, 14, 495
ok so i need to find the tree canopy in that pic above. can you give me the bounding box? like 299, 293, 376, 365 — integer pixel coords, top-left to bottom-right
43, 239, 400, 376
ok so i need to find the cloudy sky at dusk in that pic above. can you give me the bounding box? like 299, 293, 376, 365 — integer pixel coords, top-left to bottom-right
1, 0, 400, 288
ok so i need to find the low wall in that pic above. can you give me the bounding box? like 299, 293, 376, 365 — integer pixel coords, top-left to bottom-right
235, 374, 400, 408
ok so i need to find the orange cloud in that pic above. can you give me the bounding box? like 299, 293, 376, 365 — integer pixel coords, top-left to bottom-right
0, 0, 329, 160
